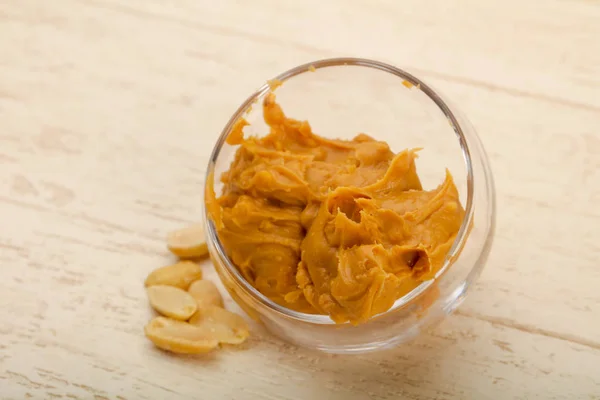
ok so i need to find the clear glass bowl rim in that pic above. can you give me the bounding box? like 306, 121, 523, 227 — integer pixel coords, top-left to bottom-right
204, 57, 475, 325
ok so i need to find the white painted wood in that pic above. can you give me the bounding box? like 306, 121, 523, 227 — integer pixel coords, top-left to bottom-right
1, 0, 598, 398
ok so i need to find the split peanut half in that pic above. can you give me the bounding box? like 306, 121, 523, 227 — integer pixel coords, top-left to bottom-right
167, 224, 209, 259
145, 261, 202, 289
188, 280, 224, 309
145, 317, 219, 354
189, 305, 250, 345
147, 285, 197, 320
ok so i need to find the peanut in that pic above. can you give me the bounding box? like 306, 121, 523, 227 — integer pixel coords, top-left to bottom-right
188, 280, 224, 310
145, 261, 202, 289
144, 317, 219, 354
147, 285, 197, 320
189, 305, 249, 345
167, 224, 208, 259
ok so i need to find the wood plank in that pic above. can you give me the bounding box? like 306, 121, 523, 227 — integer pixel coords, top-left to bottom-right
1, 0, 599, 398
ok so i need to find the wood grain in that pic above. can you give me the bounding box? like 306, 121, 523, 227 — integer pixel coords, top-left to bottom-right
1, 0, 599, 399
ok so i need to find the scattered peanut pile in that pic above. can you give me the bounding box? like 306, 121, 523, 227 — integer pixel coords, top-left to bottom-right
143, 224, 250, 354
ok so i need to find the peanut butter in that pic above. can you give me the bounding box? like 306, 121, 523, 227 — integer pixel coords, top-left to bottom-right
207, 92, 465, 324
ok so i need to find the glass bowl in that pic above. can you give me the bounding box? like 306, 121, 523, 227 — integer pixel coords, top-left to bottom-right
203, 57, 495, 354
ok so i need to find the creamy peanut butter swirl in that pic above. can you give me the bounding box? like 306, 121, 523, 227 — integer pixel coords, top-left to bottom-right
207, 93, 464, 324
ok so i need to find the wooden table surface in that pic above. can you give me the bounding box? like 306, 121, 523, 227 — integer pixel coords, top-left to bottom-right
1, 1, 599, 399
